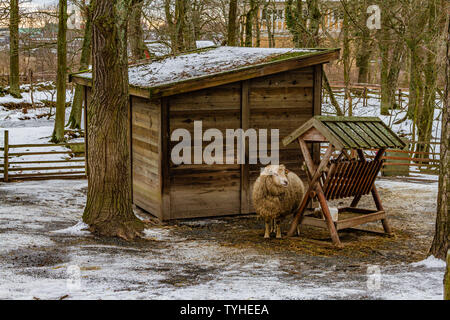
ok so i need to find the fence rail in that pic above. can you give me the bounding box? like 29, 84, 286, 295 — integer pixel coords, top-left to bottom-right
1, 130, 86, 182
321, 141, 441, 178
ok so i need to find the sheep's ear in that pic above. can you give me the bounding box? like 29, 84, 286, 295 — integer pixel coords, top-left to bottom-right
260, 166, 272, 176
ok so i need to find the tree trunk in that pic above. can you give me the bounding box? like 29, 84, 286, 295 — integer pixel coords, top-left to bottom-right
343, 5, 351, 115
227, 0, 238, 46
429, 11, 449, 260
83, 0, 144, 240
355, 0, 373, 84
379, 27, 403, 116
306, 0, 321, 47
244, 0, 256, 47
323, 73, 344, 116
9, 0, 21, 98
68, 2, 92, 130
164, 0, 176, 52
52, 0, 68, 143
416, 0, 438, 158
129, 0, 147, 62
255, 3, 261, 48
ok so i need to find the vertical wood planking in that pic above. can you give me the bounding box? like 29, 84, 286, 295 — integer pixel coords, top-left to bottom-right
241, 80, 250, 214
3, 130, 8, 182
160, 98, 171, 220
129, 95, 133, 202
84, 86, 89, 176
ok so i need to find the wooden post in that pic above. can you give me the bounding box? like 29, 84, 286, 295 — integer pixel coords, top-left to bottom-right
364, 87, 367, 107
240, 80, 250, 214
160, 98, 171, 220
316, 187, 341, 246
4, 130, 9, 182
445, 250, 450, 300
288, 140, 340, 246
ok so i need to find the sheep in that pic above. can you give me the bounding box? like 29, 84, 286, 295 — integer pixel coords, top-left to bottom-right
252, 164, 306, 239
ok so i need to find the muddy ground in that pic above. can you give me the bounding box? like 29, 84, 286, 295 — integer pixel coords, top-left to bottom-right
0, 178, 444, 300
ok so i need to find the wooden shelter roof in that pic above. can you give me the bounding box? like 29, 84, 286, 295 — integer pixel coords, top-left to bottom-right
283, 116, 406, 150
70, 46, 340, 99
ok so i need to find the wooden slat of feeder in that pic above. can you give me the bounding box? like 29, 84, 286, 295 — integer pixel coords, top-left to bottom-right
342, 161, 358, 198
346, 122, 380, 147
325, 122, 359, 149
335, 122, 371, 149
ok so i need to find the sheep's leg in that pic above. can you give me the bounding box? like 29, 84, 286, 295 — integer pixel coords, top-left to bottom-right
264, 220, 271, 239
270, 219, 275, 233
275, 219, 282, 239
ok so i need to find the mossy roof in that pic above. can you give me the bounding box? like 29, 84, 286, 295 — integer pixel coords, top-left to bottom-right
71, 46, 340, 98
283, 116, 406, 150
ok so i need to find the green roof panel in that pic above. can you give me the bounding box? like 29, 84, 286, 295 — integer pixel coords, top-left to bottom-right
283, 116, 406, 150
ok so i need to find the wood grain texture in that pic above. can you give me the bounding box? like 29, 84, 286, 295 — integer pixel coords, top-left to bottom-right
131, 96, 162, 218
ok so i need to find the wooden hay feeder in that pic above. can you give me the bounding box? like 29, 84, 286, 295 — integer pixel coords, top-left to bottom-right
283, 116, 406, 247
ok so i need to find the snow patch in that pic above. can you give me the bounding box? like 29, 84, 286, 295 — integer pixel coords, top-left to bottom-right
50, 221, 90, 236
143, 228, 172, 241
411, 256, 446, 269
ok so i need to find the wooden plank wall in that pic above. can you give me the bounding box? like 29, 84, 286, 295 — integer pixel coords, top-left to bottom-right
168, 83, 242, 219
131, 96, 162, 218
127, 66, 318, 220
247, 67, 315, 210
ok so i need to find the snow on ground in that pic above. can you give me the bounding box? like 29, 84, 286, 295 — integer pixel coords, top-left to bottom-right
0, 84, 84, 176
0, 69, 444, 300
0, 178, 444, 300
0, 82, 75, 128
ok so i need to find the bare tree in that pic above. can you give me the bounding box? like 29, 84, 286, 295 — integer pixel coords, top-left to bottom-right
227, 0, 238, 46
429, 1, 449, 261
129, 0, 147, 62
9, 0, 21, 98
83, 0, 145, 240
68, 0, 92, 129
52, 0, 68, 143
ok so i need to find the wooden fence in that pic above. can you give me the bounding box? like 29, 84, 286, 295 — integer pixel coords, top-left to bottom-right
321, 140, 441, 179
1, 130, 86, 182
1, 129, 440, 182
325, 83, 411, 109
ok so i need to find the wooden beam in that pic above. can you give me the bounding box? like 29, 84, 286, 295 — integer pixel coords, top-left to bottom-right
160, 98, 171, 220
240, 80, 250, 214
3, 130, 8, 182
336, 212, 386, 230
288, 141, 335, 238
283, 118, 345, 150
313, 64, 323, 117
72, 76, 151, 99
129, 96, 133, 203
301, 216, 328, 229
84, 86, 89, 177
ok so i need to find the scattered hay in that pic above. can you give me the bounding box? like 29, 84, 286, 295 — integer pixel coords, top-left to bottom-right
171, 215, 423, 264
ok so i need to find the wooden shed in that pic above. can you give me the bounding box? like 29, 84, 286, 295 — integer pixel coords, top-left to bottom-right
71, 46, 340, 221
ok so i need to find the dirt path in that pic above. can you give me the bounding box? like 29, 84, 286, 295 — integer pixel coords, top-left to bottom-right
0, 178, 445, 300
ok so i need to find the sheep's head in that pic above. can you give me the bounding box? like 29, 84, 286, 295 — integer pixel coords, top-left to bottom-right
260, 165, 289, 189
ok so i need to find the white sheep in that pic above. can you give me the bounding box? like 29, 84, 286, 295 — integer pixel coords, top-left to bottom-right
252, 164, 306, 239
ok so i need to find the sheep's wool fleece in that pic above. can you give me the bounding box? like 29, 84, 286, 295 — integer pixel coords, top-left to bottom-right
252, 171, 305, 220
